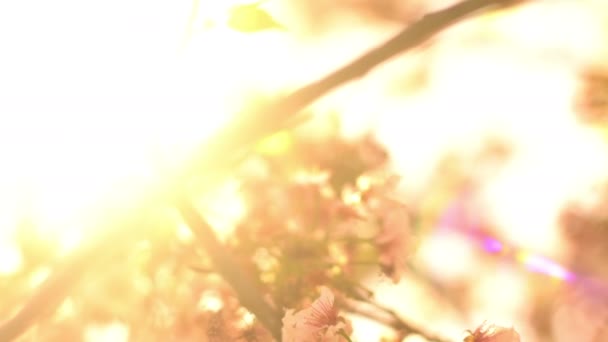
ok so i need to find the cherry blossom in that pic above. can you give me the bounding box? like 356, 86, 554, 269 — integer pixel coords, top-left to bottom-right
282, 287, 352, 342
373, 198, 411, 283
464, 322, 521, 342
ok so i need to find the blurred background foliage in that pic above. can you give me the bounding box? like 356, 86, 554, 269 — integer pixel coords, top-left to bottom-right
1, 0, 608, 341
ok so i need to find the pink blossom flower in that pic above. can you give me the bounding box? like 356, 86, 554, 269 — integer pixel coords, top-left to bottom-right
281, 287, 352, 342
373, 199, 411, 283
464, 322, 521, 342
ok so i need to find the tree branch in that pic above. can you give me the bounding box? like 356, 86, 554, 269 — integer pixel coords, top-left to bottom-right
184, 0, 520, 175
175, 198, 283, 340
0, 0, 521, 340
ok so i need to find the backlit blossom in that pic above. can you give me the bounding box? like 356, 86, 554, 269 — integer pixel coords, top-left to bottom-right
464, 322, 521, 342
282, 287, 352, 342
373, 199, 411, 283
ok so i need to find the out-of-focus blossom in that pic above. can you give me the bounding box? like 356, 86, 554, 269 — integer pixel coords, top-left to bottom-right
355, 172, 411, 283
552, 278, 608, 342
373, 198, 411, 283
574, 69, 608, 125
464, 322, 521, 342
281, 287, 352, 342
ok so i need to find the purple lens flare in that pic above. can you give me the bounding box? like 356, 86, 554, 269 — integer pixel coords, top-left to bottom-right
482, 237, 504, 253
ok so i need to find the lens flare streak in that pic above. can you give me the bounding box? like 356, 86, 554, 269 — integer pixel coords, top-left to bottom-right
480, 235, 576, 282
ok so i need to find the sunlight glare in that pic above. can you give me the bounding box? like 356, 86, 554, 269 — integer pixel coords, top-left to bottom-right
194, 179, 247, 239
84, 321, 129, 342
470, 267, 528, 326
28, 267, 52, 290
417, 232, 478, 283
197, 291, 224, 312
0, 242, 23, 275
0, 0, 269, 253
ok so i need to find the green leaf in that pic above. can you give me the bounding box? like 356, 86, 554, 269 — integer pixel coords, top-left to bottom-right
227, 2, 284, 33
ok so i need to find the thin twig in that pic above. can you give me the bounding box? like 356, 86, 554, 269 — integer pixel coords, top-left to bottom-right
0, 0, 521, 340
341, 299, 453, 342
